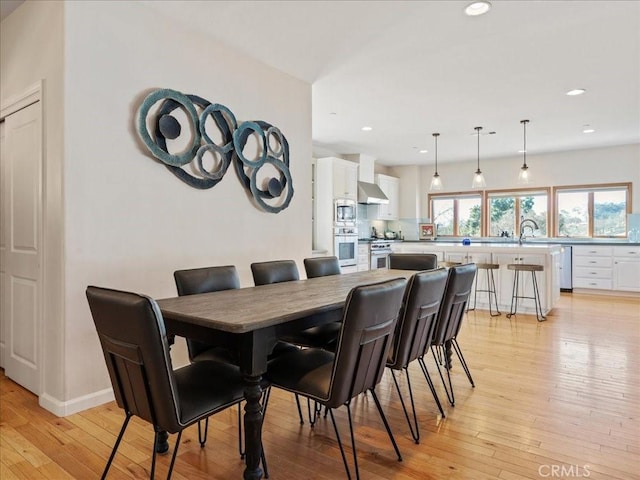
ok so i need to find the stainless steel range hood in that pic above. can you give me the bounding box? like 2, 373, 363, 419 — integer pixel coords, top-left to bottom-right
358, 181, 389, 204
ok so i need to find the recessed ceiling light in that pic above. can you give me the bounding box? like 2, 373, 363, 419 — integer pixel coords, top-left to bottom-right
419, 149, 428, 154
361, 126, 373, 131
518, 149, 526, 153
583, 128, 595, 133
465, 1, 491, 16
566, 89, 586, 96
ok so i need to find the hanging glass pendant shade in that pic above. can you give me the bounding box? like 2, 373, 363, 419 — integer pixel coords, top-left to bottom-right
429, 132, 443, 191
471, 126, 486, 188
518, 119, 531, 185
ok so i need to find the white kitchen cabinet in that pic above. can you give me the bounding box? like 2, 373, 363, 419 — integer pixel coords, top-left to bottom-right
613, 246, 640, 292
314, 157, 359, 255
374, 174, 399, 220
573, 246, 613, 290
332, 159, 358, 200
357, 244, 370, 271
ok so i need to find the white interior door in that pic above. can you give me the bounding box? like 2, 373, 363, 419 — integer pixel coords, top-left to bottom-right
0, 102, 42, 394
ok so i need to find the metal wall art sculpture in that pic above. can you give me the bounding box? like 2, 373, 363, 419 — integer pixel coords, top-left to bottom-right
137, 88, 294, 213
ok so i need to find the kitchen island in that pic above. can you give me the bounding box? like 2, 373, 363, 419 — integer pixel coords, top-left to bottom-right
392, 241, 562, 316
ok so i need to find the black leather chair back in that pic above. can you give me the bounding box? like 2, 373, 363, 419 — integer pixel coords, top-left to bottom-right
432, 264, 477, 347
303, 256, 341, 278
251, 260, 300, 286
174, 266, 240, 360
86, 286, 182, 433
388, 253, 438, 271
387, 268, 448, 369
174, 265, 240, 295
326, 278, 406, 408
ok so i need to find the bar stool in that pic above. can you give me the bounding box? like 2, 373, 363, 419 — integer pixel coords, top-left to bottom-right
506, 263, 546, 322
468, 263, 501, 317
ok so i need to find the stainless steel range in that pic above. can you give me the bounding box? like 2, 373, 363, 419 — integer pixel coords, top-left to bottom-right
370, 240, 392, 269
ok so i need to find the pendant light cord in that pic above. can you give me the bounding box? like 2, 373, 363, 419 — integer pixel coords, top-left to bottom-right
475, 126, 482, 172
521, 119, 529, 168
433, 133, 439, 174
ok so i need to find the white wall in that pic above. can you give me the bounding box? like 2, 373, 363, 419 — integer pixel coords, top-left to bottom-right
405, 143, 640, 220
62, 1, 311, 406
4, 0, 312, 414
1, 1, 66, 404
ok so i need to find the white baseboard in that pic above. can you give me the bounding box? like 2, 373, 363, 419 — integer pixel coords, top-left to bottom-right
39, 387, 115, 417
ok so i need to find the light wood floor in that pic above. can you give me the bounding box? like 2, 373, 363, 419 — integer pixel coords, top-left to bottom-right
1, 293, 639, 479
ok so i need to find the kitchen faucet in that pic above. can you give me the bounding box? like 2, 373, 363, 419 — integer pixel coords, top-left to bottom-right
519, 218, 539, 244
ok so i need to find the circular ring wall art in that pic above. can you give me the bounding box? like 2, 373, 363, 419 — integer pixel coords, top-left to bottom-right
136, 88, 294, 213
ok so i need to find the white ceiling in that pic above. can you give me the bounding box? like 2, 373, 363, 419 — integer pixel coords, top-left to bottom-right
6, 1, 640, 166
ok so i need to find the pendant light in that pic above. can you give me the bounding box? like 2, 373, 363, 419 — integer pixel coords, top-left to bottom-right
518, 119, 530, 184
471, 126, 486, 188
429, 132, 442, 191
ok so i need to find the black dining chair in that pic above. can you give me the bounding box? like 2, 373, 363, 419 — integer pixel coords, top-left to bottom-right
251, 259, 300, 285
86, 286, 269, 480
174, 265, 299, 453
278, 256, 344, 351
304, 256, 341, 278
249, 260, 308, 423
388, 253, 438, 271
386, 268, 449, 443
265, 277, 407, 480
430, 263, 477, 406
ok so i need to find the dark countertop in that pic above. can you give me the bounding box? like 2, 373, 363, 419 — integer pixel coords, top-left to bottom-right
358, 238, 404, 243
401, 239, 640, 247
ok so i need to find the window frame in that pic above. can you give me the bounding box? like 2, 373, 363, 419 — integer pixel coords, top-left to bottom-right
554, 183, 632, 238
428, 191, 484, 237
485, 187, 551, 238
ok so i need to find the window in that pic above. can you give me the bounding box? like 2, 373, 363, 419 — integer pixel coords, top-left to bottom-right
430, 193, 482, 237
488, 190, 549, 238
556, 184, 630, 237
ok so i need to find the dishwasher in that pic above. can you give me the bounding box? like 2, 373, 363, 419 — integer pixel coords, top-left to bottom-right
559, 246, 572, 292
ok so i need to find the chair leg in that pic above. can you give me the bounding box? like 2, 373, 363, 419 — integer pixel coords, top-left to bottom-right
294, 394, 304, 424
488, 268, 501, 317
507, 270, 520, 318
417, 357, 446, 418
328, 408, 353, 480
101, 413, 131, 480
197, 418, 209, 448
451, 339, 475, 387
369, 389, 402, 462
431, 345, 455, 406
345, 403, 361, 480
389, 369, 420, 443
307, 398, 320, 427
260, 441, 269, 479
166, 430, 183, 480
150, 430, 159, 480
468, 271, 479, 311
531, 271, 547, 322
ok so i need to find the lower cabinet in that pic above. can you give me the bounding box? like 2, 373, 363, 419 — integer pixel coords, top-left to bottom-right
573, 245, 640, 293
357, 244, 370, 271
613, 247, 640, 291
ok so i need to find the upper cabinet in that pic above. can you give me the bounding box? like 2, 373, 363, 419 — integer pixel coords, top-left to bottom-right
375, 174, 399, 220
314, 157, 359, 252
332, 159, 359, 200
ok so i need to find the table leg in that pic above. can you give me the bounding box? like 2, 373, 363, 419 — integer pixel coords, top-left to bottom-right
444, 339, 454, 370
243, 374, 263, 480
156, 430, 169, 454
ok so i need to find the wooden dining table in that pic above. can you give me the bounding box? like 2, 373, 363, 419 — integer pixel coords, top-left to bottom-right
157, 268, 416, 480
